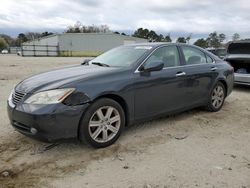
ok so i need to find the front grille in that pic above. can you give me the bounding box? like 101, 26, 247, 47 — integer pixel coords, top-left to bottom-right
12, 90, 26, 105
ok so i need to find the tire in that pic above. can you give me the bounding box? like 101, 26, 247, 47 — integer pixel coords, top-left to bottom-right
79, 98, 125, 148
206, 82, 226, 112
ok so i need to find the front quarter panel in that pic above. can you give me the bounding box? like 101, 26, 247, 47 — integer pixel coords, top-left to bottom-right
62, 69, 135, 122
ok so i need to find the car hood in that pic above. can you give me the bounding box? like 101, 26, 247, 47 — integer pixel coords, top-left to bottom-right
15, 65, 120, 93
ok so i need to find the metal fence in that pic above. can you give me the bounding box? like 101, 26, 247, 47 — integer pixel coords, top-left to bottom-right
9, 47, 21, 54
21, 44, 59, 57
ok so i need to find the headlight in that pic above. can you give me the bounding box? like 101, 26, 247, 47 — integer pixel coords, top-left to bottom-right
24, 88, 75, 104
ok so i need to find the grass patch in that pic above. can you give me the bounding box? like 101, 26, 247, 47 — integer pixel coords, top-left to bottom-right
59, 51, 103, 57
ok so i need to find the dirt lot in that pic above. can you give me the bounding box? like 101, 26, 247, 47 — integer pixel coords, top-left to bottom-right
0, 54, 249, 188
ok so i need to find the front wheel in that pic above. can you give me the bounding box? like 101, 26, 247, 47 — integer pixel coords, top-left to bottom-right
206, 82, 226, 112
79, 98, 125, 148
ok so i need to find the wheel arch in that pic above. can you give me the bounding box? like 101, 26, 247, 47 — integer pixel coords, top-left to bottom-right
77, 92, 130, 140
94, 94, 129, 126
217, 79, 228, 96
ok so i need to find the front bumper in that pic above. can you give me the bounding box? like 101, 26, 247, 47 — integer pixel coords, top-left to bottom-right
7, 99, 90, 142
234, 73, 250, 86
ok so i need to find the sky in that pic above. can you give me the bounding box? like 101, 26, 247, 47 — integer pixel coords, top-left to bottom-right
0, 0, 250, 42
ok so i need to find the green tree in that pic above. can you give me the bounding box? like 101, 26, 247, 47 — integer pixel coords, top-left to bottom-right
41, 31, 54, 37
176, 37, 186, 43
0, 34, 12, 45
65, 22, 110, 33
232, 33, 240, 41
18, 33, 28, 42
218, 33, 226, 43
164, 34, 172, 42
15, 33, 28, 46
194, 38, 208, 48
157, 34, 164, 42
133, 28, 150, 39
25, 32, 41, 40
206, 32, 226, 48
207, 32, 219, 47
73, 21, 82, 33
0, 37, 8, 50
147, 30, 159, 42
133, 28, 173, 42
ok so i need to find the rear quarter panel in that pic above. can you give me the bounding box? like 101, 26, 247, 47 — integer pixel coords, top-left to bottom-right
215, 61, 234, 96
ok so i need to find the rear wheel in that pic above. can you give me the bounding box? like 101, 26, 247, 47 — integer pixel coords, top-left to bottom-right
79, 98, 125, 148
206, 82, 226, 112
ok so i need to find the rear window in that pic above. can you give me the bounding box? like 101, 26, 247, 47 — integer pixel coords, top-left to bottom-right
228, 43, 250, 54
216, 49, 226, 56
182, 46, 207, 65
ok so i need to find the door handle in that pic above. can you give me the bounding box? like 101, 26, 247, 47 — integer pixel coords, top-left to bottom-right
176, 72, 186, 77
210, 67, 218, 71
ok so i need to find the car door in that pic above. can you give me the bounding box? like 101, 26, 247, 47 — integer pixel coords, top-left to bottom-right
133, 45, 192, 120
179, 45, 218, 105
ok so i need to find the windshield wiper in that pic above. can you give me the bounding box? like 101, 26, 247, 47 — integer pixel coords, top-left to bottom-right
92, 62, 110, 67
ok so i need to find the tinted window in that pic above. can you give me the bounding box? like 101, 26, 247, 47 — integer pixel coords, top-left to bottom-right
144, 46, 180, 68
182, 46, 207, 65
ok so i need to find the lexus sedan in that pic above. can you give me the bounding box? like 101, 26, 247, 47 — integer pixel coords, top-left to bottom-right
7, 43, 234, 148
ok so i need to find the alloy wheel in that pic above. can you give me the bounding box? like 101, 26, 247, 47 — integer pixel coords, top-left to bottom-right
88, 106, 121, 143
211, 85, 225, 109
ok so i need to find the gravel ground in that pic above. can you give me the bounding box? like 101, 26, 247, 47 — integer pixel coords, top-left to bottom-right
0, 54, 250, 188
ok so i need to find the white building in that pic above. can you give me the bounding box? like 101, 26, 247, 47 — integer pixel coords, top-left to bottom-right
21, 33, 148, 57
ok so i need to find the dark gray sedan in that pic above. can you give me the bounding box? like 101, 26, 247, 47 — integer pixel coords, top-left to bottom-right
7, 43, 234, 148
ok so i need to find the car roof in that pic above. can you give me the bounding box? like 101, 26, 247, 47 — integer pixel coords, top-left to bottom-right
124, 42, 171, 47
124, 42, 212, 52
125, 42, 199, 48
122, 42, 220, 61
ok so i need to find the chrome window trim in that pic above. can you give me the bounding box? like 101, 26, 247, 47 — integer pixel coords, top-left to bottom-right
134, 45, 215, 73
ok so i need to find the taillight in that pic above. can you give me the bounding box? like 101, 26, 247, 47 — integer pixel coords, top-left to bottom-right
228, 62, 234, 72
225, 60, 234, 72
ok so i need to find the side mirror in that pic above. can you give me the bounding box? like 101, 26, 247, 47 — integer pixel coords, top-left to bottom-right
141, 62, 164, 72
81, 59, 91, 65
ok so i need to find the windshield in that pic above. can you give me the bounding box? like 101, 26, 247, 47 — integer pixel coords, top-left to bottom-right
89, 46, 152, 67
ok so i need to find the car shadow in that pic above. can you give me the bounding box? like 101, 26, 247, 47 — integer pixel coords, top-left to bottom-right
10, 107, 211, 151
234, 84, 250, 91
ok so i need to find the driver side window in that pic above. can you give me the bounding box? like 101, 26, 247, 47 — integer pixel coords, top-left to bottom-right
144, 46, 180, 69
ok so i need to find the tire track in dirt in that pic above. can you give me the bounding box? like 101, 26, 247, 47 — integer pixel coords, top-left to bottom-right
0, 127, 174, 188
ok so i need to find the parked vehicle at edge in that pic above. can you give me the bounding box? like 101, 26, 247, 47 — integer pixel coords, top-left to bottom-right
1, 49, 8, 54
7, 43, 234, 148
224, 41, 250, 85
17, 51, 22, 56
206, 47, 227, 59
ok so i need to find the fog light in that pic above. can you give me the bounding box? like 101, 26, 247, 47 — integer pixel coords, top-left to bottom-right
30, 128, 37, 134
